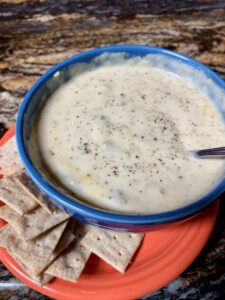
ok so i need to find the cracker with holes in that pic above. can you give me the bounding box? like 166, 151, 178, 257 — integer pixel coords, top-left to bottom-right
81, 227, 144, 273
51, 226, 76, 260
45, 221, 91, 282
14, 171, 57, 214
0, 176, 39, 215
8, 249, 54, 286
0, 204, 69, 240
0, 221, 75, 285
0, 136, 23, 176
0, 221, 68, 275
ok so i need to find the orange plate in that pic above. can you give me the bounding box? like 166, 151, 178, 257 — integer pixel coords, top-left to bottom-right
0, 128, 219, 300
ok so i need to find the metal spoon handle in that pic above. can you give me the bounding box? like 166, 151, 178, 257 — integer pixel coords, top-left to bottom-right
191, 147, 225, 158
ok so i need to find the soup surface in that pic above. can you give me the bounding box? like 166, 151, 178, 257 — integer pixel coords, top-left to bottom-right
32, 55, 225, 214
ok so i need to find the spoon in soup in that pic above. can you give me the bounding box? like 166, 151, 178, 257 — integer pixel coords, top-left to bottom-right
190, 147, 225, 158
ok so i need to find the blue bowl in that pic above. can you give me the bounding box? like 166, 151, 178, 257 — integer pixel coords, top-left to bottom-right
16, 45, 225, 232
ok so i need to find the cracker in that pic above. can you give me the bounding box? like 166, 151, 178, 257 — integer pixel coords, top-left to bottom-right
0, 176, 38, 215
68, 218, 76, 233
0, 205, 69, 240
0, 221, 68, 275
46, 222, 91, 282
0, 223, 74, 285
0, 136, 23, 176
81, 227, 144, 273
14, 171, 57, 214
51, 225, 76, 260
8, 249, 53, 286
0, 224, 11, 248
45, 241, 91, 282
73, 220, 91, 236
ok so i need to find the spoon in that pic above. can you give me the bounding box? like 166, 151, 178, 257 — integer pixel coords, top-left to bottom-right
190, 147, 225, 158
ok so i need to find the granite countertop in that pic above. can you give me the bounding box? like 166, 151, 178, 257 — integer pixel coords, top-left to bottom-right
0, 1, 225, 299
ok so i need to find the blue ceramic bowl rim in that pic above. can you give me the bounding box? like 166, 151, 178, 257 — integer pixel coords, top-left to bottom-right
16, 44, 225, 225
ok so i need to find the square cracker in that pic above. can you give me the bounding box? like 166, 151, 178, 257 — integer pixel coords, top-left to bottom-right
0, 205, 69, 240
50, 224, 76, 260
45, 221, 91, 282
0, 224, 11, 248
81, 227, 144, 273
14, 171, 57, 214
0, 136, 23, 176
8, 249, 53, 286
0, 176, 38, 215
0, 221, 68, 275
0, 223, 75, 285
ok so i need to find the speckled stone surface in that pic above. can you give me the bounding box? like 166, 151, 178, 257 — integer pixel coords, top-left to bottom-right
0, 1, 225, 299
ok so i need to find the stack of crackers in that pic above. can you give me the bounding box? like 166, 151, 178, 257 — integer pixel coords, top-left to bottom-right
0, 136, 144, 286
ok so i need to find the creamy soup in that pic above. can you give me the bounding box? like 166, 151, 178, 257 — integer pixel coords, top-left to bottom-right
32, 55, 225, 214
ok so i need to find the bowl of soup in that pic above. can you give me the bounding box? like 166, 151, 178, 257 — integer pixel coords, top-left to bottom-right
16, 45, 225, 231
